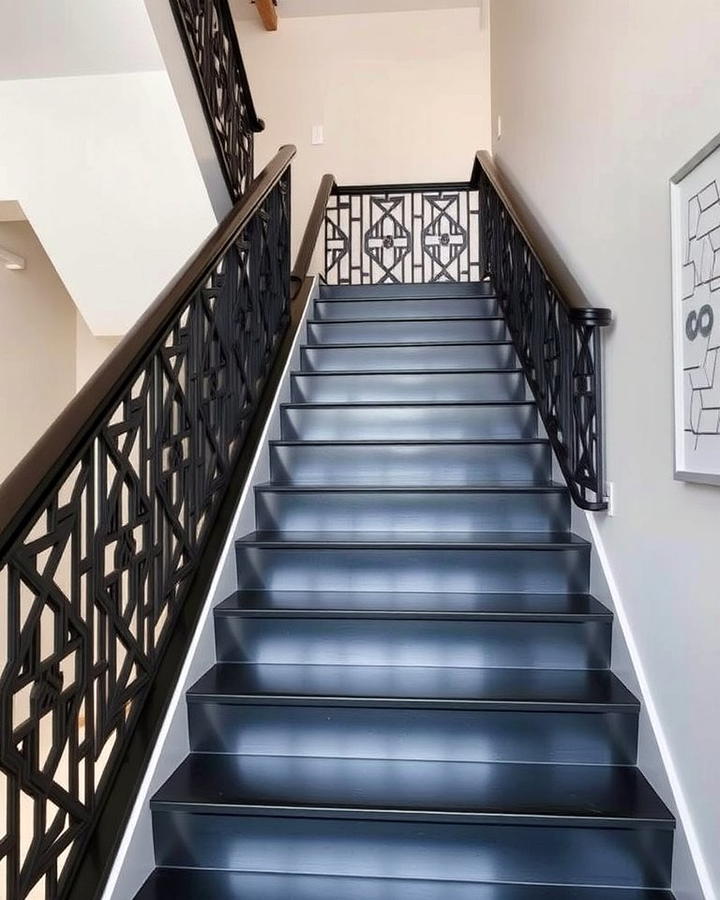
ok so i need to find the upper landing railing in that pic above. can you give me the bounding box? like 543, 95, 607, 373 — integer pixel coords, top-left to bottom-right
316, 155, 612, 509
170, 0, 265, 200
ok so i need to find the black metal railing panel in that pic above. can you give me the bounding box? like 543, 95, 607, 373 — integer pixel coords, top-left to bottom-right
477, 158, 609, 509
0, 164, 291, 900
319, 156, 610, 509
170, 0, 264, 200
324, 184, 483, 284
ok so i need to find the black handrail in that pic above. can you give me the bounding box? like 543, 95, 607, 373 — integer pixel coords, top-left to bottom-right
0, 145, 296, 900
320, 153, 611, 509
292, 173, 336, 290
473, 151, 611, 509
169, 0, 265, 199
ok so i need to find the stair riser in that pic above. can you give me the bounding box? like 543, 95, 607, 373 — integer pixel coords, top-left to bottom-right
255, 490, 569, 533
307, 320, 507, 345
188, 702, 637, 765
188, 704, 638, 765
301, 344, 518, 372
320, 283, 496, 299
269, 443, 553, 486
281, 405, 538, 441
152, 813, 673, 888
314, 298, 499, 320
235, 547, 590, 594
290, 372, 527, 403
215, 618, 609, 668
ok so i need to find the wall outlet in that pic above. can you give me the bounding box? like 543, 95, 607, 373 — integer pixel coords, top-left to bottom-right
496, 115, 502, 141
605, 482, 616, 517
311, 125, 324, 146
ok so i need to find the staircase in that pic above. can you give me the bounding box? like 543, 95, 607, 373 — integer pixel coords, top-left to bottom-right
134, 281, 675, 899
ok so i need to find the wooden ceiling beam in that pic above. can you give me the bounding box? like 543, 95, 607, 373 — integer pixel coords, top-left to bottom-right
255, 0, 278, 31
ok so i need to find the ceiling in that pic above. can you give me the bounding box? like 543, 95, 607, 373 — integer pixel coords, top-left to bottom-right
232, 0, 480, 19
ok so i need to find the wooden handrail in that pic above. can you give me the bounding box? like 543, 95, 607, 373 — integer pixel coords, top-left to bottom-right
291, 173, 336, 289
472, 151, 612, 326
0, 144, 296, 550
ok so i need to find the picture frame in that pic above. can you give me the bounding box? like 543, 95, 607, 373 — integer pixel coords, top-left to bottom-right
670, 131, 720, 485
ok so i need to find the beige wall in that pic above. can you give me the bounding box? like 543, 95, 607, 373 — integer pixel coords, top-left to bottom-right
236, 5, 491, 258
0, 221, 76, 482
490, 2, 720, 897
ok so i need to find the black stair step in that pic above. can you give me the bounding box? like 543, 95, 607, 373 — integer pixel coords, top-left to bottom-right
135, 869, 675, 900
270, 438, 550, 445
300, 339, 515, 349
151, 754, 674, 829
306, 315, 506, 323
214, 589, 609, 619
187, 663, 637, 712
291, 367, 525, 375
237, 530, 589, 550
283, 399, 535, 408
320, 282, 496, 299
255, 484, 567, 494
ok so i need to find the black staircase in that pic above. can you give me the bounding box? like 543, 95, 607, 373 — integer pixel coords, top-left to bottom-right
0, 0, 679, 896
134, 279, 675, 898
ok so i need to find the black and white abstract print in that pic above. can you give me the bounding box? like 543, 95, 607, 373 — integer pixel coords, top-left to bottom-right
682, 178, 720, 449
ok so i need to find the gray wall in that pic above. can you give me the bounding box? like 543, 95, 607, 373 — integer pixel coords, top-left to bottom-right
490, 2, 720, 896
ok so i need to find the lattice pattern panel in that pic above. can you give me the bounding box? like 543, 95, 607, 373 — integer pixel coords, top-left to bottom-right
324, 188, 482, 284
171, 0, 258, 199
478, 167, 606, 509
0, 173, 290, 900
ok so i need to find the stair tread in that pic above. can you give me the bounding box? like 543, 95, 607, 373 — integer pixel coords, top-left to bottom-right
136, 869, 674, 900
292, 367, 524, 375
307, 315, 506, 323
302, 339, 515, 348
255, 484, 566, 494
283, 400, 535, 408
188, 663, 636, 710
238, 530, 589, 549
215, 590, 610, 618
151, 754, 674, 827
271, 438, 550, 446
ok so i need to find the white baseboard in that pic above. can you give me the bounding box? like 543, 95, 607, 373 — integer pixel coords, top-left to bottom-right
575, 507, 715, 900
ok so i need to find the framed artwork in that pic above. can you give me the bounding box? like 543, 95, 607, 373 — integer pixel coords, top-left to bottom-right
671, 132, 720, 484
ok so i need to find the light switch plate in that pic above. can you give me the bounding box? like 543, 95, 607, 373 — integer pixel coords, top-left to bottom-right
312, 125, 324, 145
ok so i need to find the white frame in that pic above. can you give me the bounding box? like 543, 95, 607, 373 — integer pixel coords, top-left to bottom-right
670, 130, 720, 485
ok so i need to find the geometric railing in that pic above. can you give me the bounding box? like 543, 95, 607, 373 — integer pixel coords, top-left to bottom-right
170, 0, 265, 200
324, 180, 483, 284
475, 152, 612, 510
320, 153, 611, 509
0, 146, 295, 900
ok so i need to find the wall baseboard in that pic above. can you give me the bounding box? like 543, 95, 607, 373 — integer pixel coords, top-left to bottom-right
574, 506, 715, 900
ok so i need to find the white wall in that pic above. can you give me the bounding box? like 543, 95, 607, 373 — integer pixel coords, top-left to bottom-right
0, 70, 219, 336
235, 5, 491, 256
0, 0, 223, 336
490, 2, 720, 896
0, 221, 76, 482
